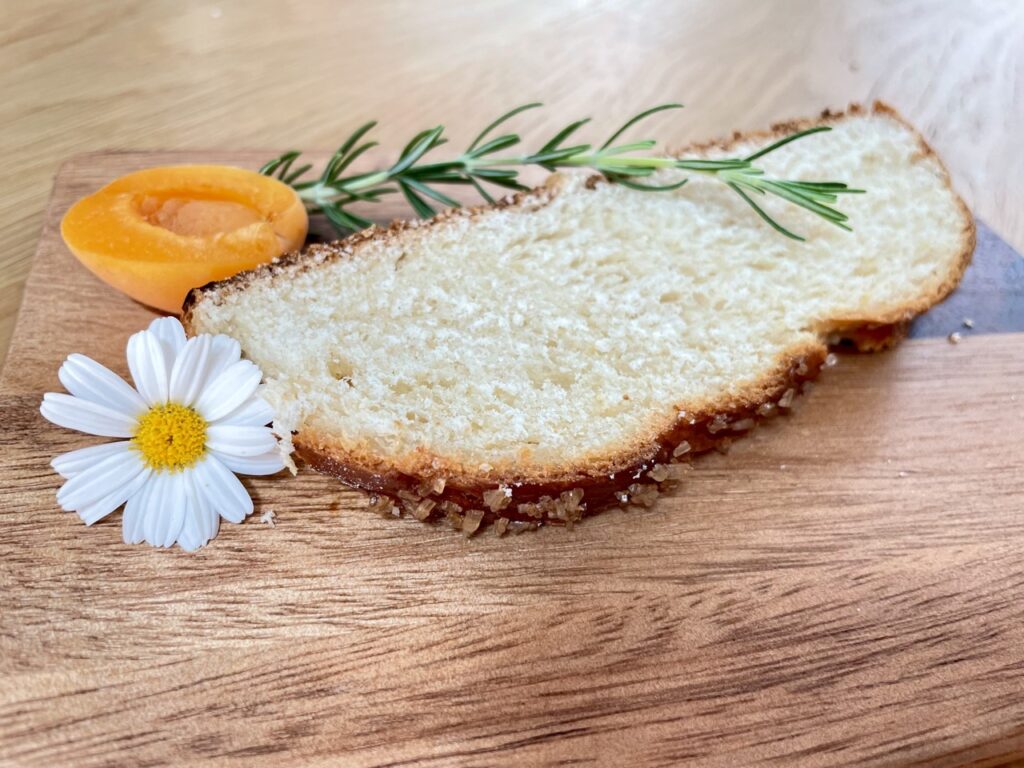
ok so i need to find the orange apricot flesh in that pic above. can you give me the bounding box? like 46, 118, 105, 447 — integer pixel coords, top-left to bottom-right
61, 165, 308, 313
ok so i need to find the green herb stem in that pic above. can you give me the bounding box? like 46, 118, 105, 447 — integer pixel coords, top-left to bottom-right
261, 104, 864, 241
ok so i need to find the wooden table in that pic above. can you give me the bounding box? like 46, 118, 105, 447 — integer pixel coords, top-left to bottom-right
3, 0, 1024, 365
3, 2, 1024, 766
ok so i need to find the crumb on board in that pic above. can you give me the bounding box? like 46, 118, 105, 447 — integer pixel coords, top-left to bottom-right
963, 317, 974, 328
672, 440, 692, 457
260, 508, 276, 527
948, 331, 962, 344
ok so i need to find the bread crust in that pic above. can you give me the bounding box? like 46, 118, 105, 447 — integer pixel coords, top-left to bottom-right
182, 101, 975, 531
294, 341, 826, 528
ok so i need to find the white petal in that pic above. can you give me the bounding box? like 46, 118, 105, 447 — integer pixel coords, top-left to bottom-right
186, 470, 221, 544
52, 441, 131, 479
77, 465, 152, 526
212, 449, 285, 476
175, 493, 204, 552
168, 335, 212, 406
177, 526, 202, 552
211, 396, 275, 427
207, 334, 241, 380
127, 330, 170, 405
148, 316, 187, 358
56, 448, 145, 511
135, 471, 168, 545
122, 479, 151, 544
144, 472, 187, 548
41, 393, 137, 437
205, 424, 277, 457
58, 354, 147, 418
130, 471, 169, 545
191, 454, 253, 524
193, 360, 262, 422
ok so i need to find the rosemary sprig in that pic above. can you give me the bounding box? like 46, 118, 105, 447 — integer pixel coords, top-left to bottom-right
261, 103, 864, 242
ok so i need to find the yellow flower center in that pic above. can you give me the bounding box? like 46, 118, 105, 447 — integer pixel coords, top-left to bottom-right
133, 403, 207, 471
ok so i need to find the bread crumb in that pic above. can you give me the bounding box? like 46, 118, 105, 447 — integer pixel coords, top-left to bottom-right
561, 487, 584, 509
445, 508, 465, 530
396, 489, 421, 517
648, 464, 670, 483
439, 500, 462, 518
948, 332, 962, 344
462, 509, 484, 537
517, 502, 543, 519
672, 440, 692, 457
495, 517, 510, 536
708, 415, 729, 434
483, 487, 512, 512
627, 483, 658, 507
897, 471, 908, 478
367, 495, 396, 518
665, 463, 692, 480
778, 388, 796, 409
271, 420, 298, 475
412, 498, 436, 521
824, 352, 838, 368
260, 508, 276, 527
962, 317, 974, 328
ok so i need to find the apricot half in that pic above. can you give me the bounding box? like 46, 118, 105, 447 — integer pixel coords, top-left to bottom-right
61, 165, 308, 313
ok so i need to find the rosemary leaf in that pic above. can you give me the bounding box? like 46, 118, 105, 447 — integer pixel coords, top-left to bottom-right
261, 102, 863, 237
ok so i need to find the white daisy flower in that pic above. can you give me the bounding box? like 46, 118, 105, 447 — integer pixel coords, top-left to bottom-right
40, 316, 284, 552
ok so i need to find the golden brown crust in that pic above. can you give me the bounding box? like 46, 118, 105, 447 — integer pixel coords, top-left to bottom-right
294, 343, 826, 529
183, 101, 975, 531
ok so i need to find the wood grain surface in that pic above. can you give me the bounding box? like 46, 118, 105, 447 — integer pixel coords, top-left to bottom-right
3, 0, 1024, 367
1, 150, 1023, 767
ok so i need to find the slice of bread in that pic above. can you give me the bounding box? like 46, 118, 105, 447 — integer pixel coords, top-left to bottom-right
183, 102, 973, 531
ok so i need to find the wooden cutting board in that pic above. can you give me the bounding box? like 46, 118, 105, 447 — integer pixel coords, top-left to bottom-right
1, 152, 1023, 768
